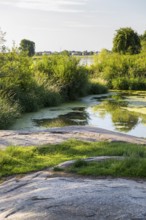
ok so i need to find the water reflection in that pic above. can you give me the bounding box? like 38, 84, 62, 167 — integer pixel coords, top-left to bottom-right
9, 91, 146, 137
92, 100, 139, 132
33, 109, 89, 128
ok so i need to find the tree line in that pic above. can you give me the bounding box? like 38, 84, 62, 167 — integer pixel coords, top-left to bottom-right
91, 27, 146, 90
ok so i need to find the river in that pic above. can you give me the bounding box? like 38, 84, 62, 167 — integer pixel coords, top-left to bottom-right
9, 91, 146, 138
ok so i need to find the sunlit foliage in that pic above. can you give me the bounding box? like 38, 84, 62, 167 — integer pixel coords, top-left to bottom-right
93, 49, 146, 90
113, 27, 141, 54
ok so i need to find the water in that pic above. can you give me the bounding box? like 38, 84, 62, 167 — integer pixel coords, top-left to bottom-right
79, 56, 94, 66
9, 91, 146, 138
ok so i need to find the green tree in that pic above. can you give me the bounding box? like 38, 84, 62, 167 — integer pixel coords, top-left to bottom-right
60, 50, 71, 56
140, 30, 146, 41
112, 27, 141, 54
20, 39, 35, 56
0, 28, 6, 52
140, 30, 146, 53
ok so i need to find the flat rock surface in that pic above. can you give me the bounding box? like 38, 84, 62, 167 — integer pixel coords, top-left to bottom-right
0, 172, 146, 220
0, 126, 146, 149
1, 126, 146, 219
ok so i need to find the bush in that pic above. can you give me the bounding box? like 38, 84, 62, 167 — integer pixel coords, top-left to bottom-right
112, 77, 146, 90
88, 81, 108, 94
0, 50, 40, 112
92, 50, 146, 90
112, 78, 129, 90
0, 95, 20, 129
34, 54, 89, 100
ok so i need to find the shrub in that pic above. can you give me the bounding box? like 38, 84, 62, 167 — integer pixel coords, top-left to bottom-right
92, 50, 146, 90
0, 95, 20, 129
88, 81, 108, 94
34, 54, 89, 100
0, 50, 40, 112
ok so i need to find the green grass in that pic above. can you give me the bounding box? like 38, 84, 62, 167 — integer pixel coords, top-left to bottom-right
67, 158, 146, 178
0, 140, 146, 179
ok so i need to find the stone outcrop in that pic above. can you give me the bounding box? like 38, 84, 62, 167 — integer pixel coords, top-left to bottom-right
1, 126, 146, 220
0, 126, 146, 149
0, 171, 146, 220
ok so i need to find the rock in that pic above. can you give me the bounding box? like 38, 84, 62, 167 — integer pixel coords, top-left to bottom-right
1, 126, 146, 219
0, 172, 146, 220
56, 156, 125, 168
0, 126, 146, 149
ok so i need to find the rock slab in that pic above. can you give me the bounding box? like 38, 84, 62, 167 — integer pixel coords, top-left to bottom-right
1, 126, 146, 149
0, 172, 146, 220
1, 126, 146, 219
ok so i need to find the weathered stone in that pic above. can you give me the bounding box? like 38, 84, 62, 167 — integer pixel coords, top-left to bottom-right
0, 126, 146, 149
57, 156, 125, 168
1, 126, 146, 219
0, 173, 146, 220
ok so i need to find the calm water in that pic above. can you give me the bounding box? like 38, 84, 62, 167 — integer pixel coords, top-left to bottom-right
79, 56, 94, 66
9, 91, 146, 138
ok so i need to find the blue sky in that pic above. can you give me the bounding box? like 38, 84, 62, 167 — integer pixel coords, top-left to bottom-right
0, 0, 146, 51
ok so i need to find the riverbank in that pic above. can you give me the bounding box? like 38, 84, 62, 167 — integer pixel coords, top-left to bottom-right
1, 126, 146, 149
0, 52, 107, 130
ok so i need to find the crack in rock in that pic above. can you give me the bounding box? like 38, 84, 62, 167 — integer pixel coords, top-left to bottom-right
45, 205, 61, 210
31, 196, 54, 201
4, 207, 23, 219
5, 182, 29, 193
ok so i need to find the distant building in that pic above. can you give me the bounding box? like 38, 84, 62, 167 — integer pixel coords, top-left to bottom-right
42, 51, 52, 55
35, 50, 99, 56
35, 52, 43, 56
71, 51, 82, 56
35, 51, 52, 56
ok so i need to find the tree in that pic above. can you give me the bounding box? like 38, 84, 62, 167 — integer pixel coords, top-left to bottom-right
140, 31, 146, 53
112, 27, 141, 54
60, 50, 71, 56
20, 39, 35, 56
0, 28, 6, 52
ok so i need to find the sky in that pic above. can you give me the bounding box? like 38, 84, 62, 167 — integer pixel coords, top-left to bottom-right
0, 0, 146, 52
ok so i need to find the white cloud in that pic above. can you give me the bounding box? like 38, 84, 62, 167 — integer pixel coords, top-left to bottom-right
0, 0, 88, 13
56, 0, 88, 6
32, 26, 65, 31
0, 0, 18, 6
65, 21, 113, 29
